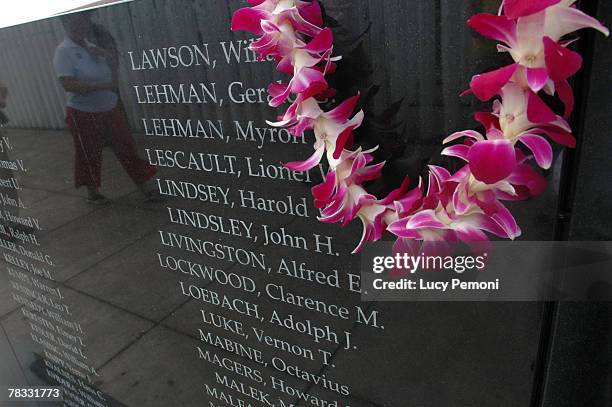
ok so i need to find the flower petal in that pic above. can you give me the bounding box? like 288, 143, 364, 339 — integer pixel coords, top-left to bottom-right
525, 67, 549, 92
537, 125, 576, 148
468, 139, 517, 184
470, 64, 518, 101
403, 210, 448, 230
443, 130, 484, 144
527, 90, 557, 123
474, 112, 501, 131
325, 94, 360, 122
555, 79, 574, 118
299, 0, 324, 27
231, 8, 268, 34
508, 163, 547, 198
304, 27, 333, 52
284, 146, 324, 171
312, 171, 336, 208
543, 36, 583, 81
490, 202, 521, 239
546, 4, 610, 39
468, 13, 517, 45
502, 0, 560, 19
441, 144, 470, 161
268, 82, 290, 107
518, 134, 553, 169
332, 126, 356, 159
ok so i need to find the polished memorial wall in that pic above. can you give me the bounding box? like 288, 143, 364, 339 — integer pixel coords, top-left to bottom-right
0, 1, 611, 406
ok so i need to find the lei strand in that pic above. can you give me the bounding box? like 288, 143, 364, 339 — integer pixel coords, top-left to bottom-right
231, 0, 609, 254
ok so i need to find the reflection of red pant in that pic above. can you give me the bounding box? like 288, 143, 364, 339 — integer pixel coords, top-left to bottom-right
65, 105, 156, 189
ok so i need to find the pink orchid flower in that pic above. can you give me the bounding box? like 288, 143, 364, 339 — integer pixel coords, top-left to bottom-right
232, 0, 323, 40
313, 150, 416, 253
388, 202, 518, 250
468, 0, 609, 114
312, 147, 384, 209
267, 28, 337, 106
283, 96, 364, 171
445, 83, 574, 176
446, 165, 520, 238
350, 178, 416, 253
442, 130, 517, 183
388, 166, 521, 249
505, 149, 547, 199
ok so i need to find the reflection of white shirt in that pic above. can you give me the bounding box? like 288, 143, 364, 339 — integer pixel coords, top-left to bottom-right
53, 37, 118, 113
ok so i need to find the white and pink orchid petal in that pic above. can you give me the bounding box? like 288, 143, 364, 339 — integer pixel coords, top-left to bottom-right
391, 238, 421, 260
332, 126, 356, 159
395, 184, 424, 216
285, 7, 323, 37
352, 205, 387, 253
231, 7, 269, 34
266, 117, 294, 128
502, 0, 561, 19
448, 165, 472, 183
474, 112, 501, 131
312, 171, 337, 208
325, 94, 360, 122
428, 165, 452, 186
353, 162, 385, 184
537, 125, 576, 147
543, 80, 556, 96
403, 210, 447, 230
347, 109, 365, 129
554, 79, 574, 118
387, 218, 423, 239
452, 182, 472, 215
545, 4, 610, 40
468, 13, 517, 45
497, 44, 513, 54
470, 64, 518, 101
303, 27, 333, 52
543, 36, 583, 81
518, 134, 553, 169
468, 140, 517, 184
285, 145, 324, 171
276, 55, 294, 74
298, 0, 324, 27
292, 67, 327, 92
443, 130, 484, 144
490, 202, 521, 239
527, 90, 557, 123
525, 67, 549, 92
441, 144, 470, 161
507, 163, 547, 198
459, 213, 506, 238
268, 82, 291, 107
290, 117, 314, 136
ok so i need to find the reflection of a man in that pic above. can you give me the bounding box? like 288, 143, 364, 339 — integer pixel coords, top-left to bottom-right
54, 13, 157, 204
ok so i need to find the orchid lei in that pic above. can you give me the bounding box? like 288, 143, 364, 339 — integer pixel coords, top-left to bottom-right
231, 0, 609, 254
